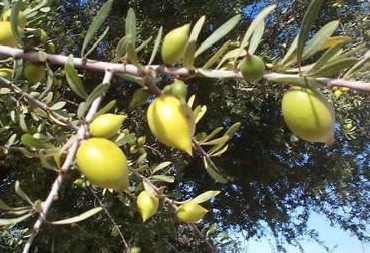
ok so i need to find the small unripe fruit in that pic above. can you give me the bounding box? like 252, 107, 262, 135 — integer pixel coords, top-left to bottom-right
137, 136, 146, 145
76, 138, 129, 190
176, 201, 208, 223
136, 190, 159, 222
147, 94, 194, 155
161, 24, 190, 65
89, 114, 126, 139
2, 9, 26, 28
169, 79, 187, 101
0, 21, 22, 47
24, 62, 45, 84
282, 87, 335, 144
239, 54, 265, 82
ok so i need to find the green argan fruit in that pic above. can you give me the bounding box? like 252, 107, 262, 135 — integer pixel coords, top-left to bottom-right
161, 24, 190, 65
0, 68, 14, 79
239, 54, 265, 82
282, 87, 335, 144
24, 62, 45, 84
0, 21, 22, 47
169, 79, 187, 101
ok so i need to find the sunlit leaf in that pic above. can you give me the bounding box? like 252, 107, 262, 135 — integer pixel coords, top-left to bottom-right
81, 0, 113, 57
148, 27, 163, 65
193, 105, 207, 123
209, 144, 229, 157
203, 40, 231, 69
203, 157, 227, 184
309, 57, 357, 77
202, 127, 224, 143
192, 190, 221, 204
195, 14, 241, 57
135, 36, 152, 53
21, 134, 53, 149
184, 16, 206, 67
0, 213, 32, 226
151, 175, 175, 183
95, 100, 116, 117
224, 122, 241, 137
152, 161, 172, 174
297, 0, 325, 66
308, 43, 344, 73
64, 55, 88, 99
51, 207, 103, 225
216, 48, 247, 69
320, 36, 353, 50
125, 8, 136, 45
344, 49, 370, 78
143, 181, 157, 197
248, 21, 265, 54
50, 102, 66, 111
201, 136, 229, 146
115, 133, 136, 146
15, 181, 33, 205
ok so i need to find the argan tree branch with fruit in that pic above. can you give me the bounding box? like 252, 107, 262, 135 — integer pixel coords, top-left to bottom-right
0, 0, 369, 252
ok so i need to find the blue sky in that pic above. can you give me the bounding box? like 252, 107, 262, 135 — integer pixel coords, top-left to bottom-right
237, 213, 370, 253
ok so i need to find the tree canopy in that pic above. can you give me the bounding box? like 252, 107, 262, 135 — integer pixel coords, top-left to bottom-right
0, 0, 369, 252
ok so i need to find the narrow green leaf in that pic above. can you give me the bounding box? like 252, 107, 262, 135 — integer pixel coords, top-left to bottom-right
192, 190, 221, 204
209, 144, 229, 157
203, 157, 227, 184
248, 21, 265, 54
129, 87, 149, 108
0, 199, 28, 211
195, 14, 241, 57
201, 136, 229, 146
203, 40, 231, 69
151, 175, 175, 183
77, 102, 87, 119
81, 0, 113, 57
85, 26, 110, 57
297, 0, 325, 66
21, 134, 53, 149
50, 102, 66, 111
85, 83, 111, 110
193, 105, 207, 123
264, 74, 323, 88
280, 35, 299, 65
51, 207, 103, 225
115, 133, 136, 146
216, 48, 247, 69
0, 213, 32, 226
198, 69, 236, 79
184, 15, 206, 67
148, 27, 163, 65
152, 162, 172, 174
239, 5, 276, 53
308, 43, 344, 73
302, 20, 339, 60
116, 36, 129, 58
202, 127, 224, 143
125, 8, 136, 45
224, 122, 241, 137
135, 36, 152, 53
344, 49, 370, 78
143, 181, 157, 197
15, 181, 33, 205
95, 100, 116, 117
183, 40, 197, 68
119, 73, 145, 86
126, 42, 142, 69
309, 57, 357, 77
64, 55, 88, 99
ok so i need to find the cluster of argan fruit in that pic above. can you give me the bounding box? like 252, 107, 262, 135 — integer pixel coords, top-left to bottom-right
0, 8, 47, 84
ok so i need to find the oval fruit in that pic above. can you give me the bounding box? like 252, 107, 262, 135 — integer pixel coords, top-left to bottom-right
0, 21, 22, 47
76, 138, 129, 190
176, 201, 208, 223
168, 79, 187, 101
240, 54, 265, 82
136, 190, 159, 222
147, 94, 194, 155
161, 24, 190, 65
24, 62, 45, 84
2, 9, 26, 27
89, 114, 126, 139
282, 87, 335, 144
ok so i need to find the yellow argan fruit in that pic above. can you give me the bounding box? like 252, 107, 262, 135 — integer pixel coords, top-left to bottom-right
2, 9, 26, 28
24, 62, 45, 84
128, 247, 141, 253
239, 54, 265, 82
89, 114, 126, 139
176, 201, 208, 223
147, 94, 194, 155
0, 68, 13, 79
136, 190, 159, 222
333, 89, 343, 99
0, 21, 22, 47
282, 87, 335, 144
76, 138, 129, 190
161, 24, 190, 65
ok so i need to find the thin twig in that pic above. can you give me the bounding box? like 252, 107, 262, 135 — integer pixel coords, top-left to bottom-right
22, 70, 113, 253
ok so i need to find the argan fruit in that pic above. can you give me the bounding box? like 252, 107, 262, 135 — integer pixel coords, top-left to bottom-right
136, 190, 159, 222
24, 62, 45, 84
176, 201, 208, 223
161, 24, 190, 65
239, 54, 265, 82
89, 114, 126, 139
